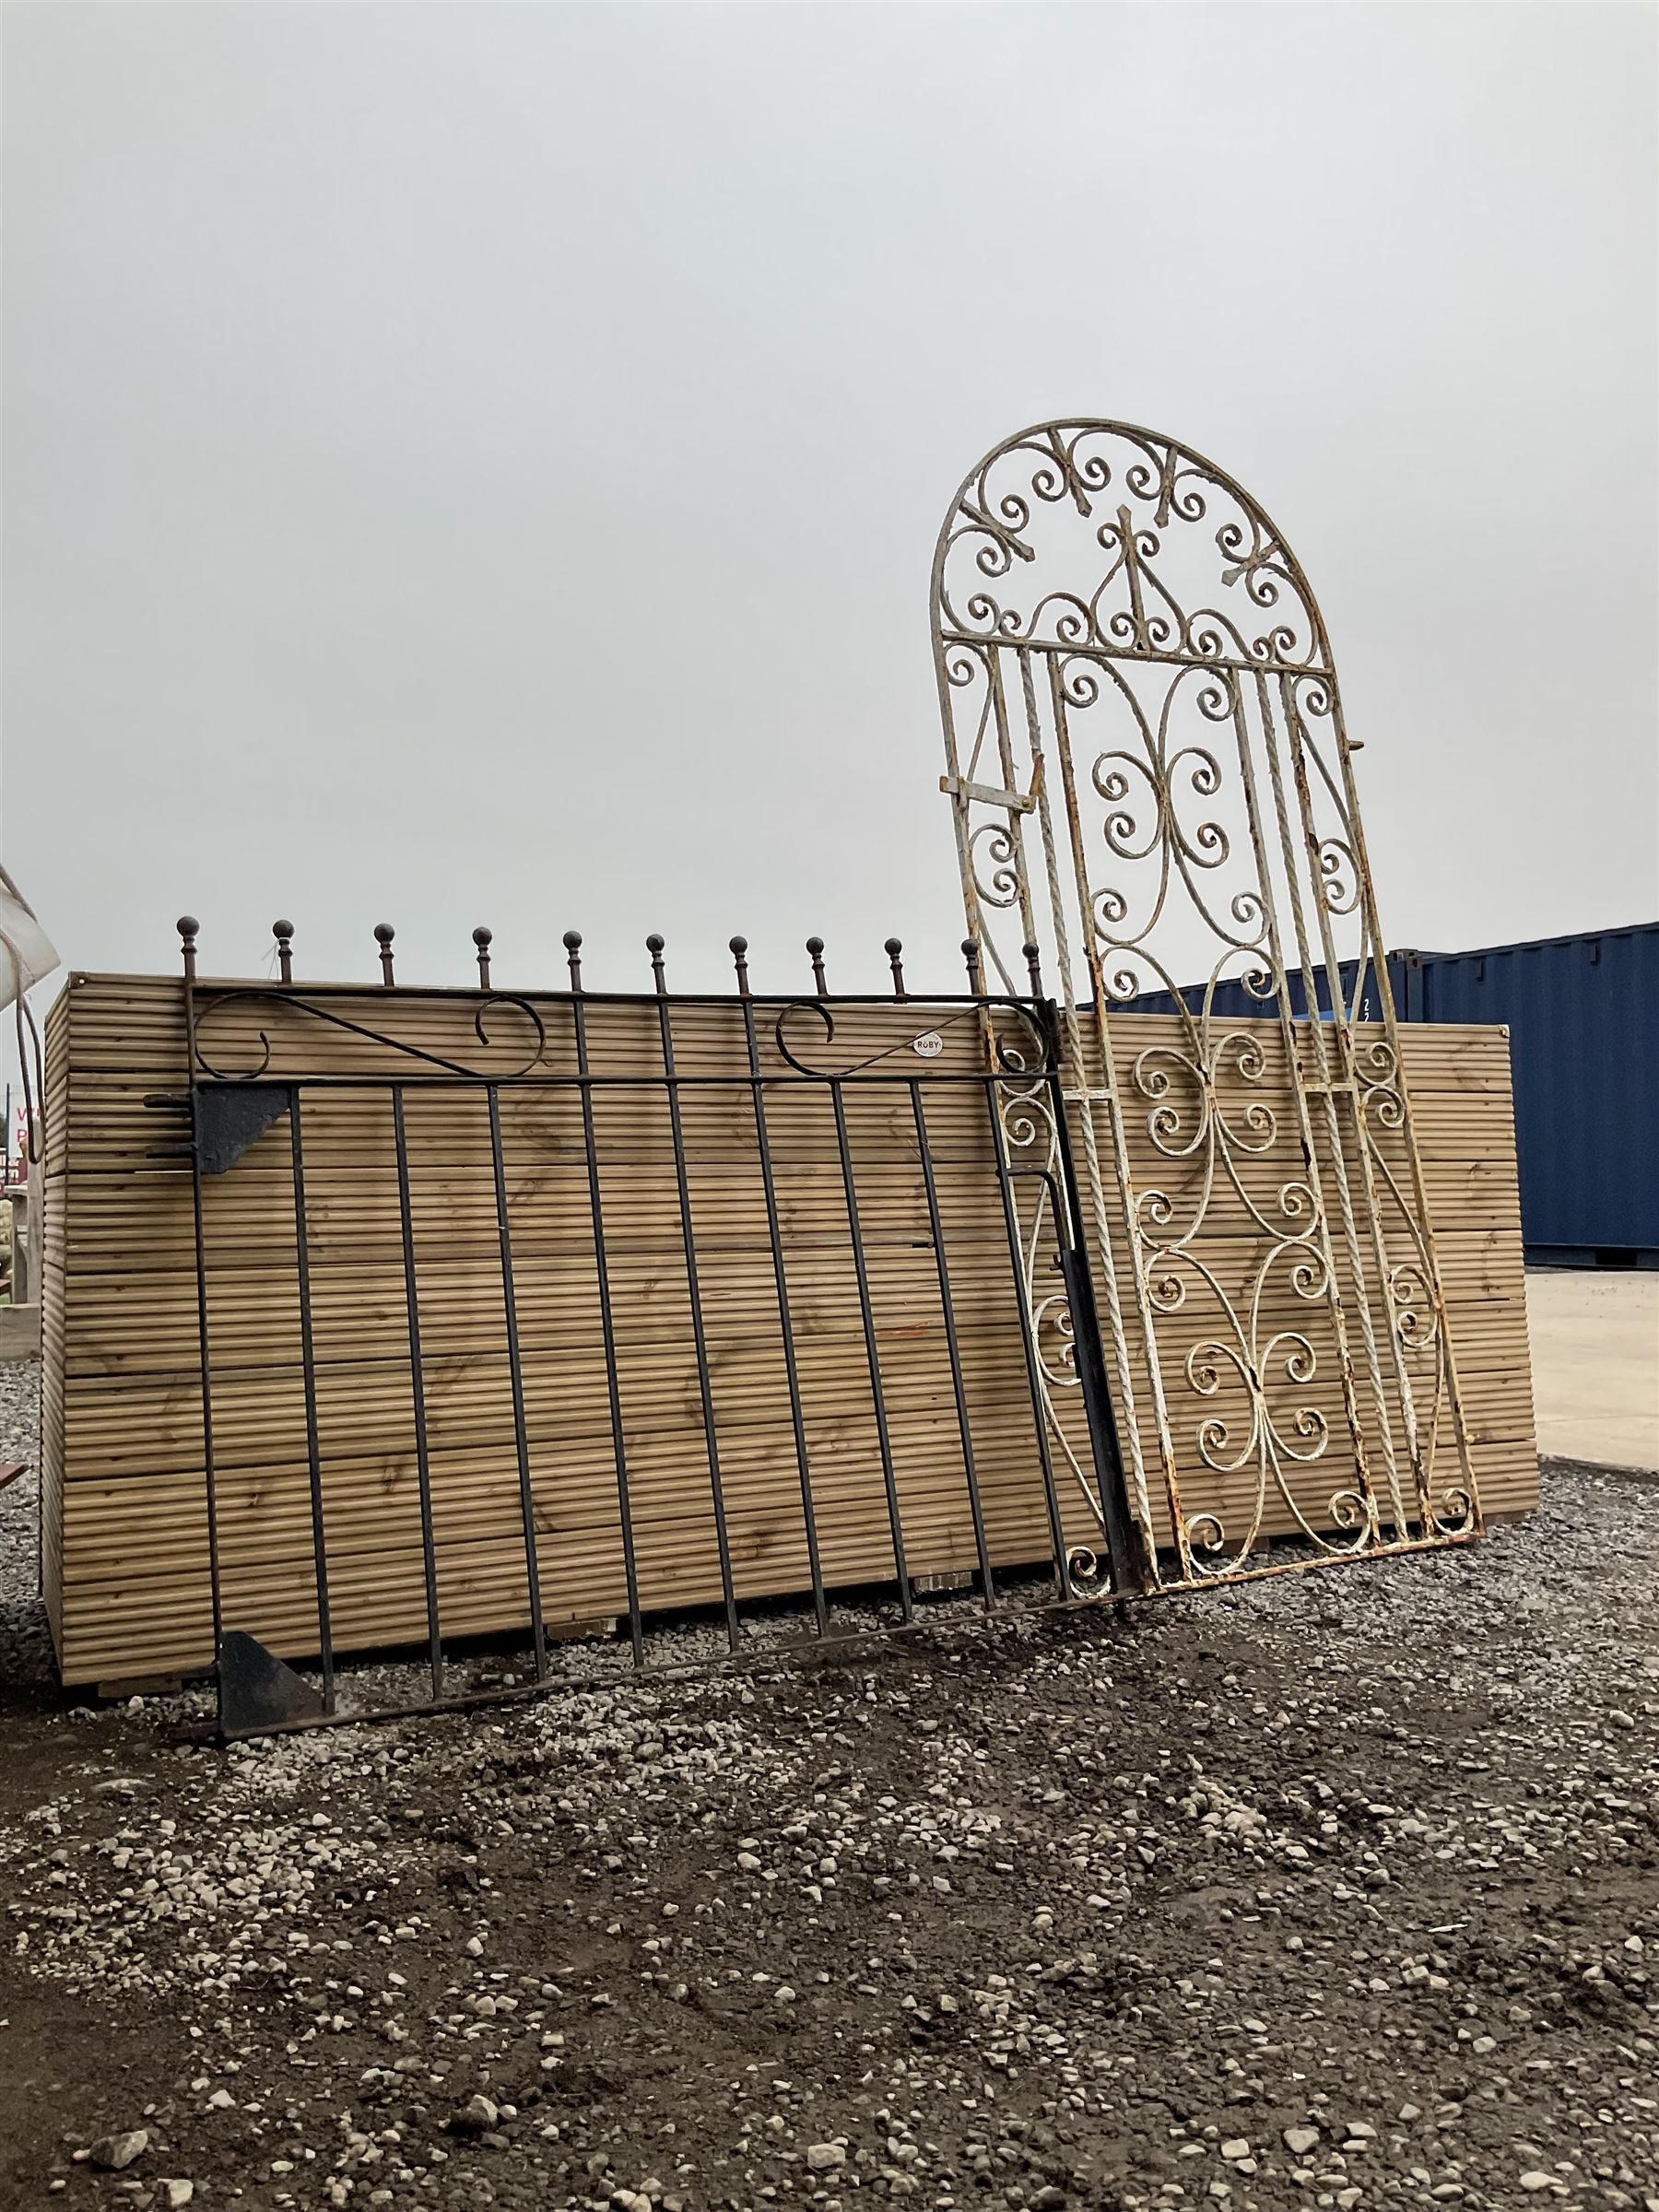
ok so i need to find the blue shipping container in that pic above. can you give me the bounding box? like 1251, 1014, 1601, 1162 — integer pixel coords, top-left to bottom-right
1117, 922, 1659, 1266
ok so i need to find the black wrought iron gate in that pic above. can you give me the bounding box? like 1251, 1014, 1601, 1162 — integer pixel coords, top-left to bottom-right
169, 924, 1137, 1737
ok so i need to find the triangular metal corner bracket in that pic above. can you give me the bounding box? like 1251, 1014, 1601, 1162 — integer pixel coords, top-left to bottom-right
218, 1630, 326, 1736
194, 1083, 291, 1174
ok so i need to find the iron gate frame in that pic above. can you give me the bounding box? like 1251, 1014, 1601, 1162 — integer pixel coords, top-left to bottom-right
165, 925, 1141, 1739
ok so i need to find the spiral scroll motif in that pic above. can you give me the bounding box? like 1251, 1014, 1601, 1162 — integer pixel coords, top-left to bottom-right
192, 990, 548, 1083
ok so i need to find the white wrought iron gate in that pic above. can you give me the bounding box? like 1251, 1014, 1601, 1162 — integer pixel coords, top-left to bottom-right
933, 419, 1481, 1589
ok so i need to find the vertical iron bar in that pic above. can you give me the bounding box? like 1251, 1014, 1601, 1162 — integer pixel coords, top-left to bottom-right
829, 1076, 912, 1617
984, 647, 1043, 971
568, 969, 644, 1665
391, 1086, 444, 1699
287, 1088, 335, 1710
1043, 1011, 1141, 1594
736, 972, 829, 1636
981, 1058, 1075, 1604
909, 1080, 994, 1608
273, 921, 294, 984
1257, 671, 1406, 1532
1279, 670, 1455, 1530
806, 936, 829, 997
375, 924, 396, 986
182, 958, 225, 1696
885, 936, 907, 999
488, 1084, 547, 1682
648, 937, 741, 1650
473, 927, 492, 988
1223, 671, 1379, 1543
1038, 647, 1168, 1579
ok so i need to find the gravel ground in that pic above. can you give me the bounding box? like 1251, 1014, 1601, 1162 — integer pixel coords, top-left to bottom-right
2, 1356, 1656, 2212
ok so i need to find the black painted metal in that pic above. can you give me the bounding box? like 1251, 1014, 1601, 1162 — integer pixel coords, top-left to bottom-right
568, 967, 644, 1664
194, 1082, 291, 1173
650, 936, 742, 1653
910, 1077, 995, 1607
829, 1072, 912, 1618
185, 1088, 225, 1658
286, 1091, 335, 1712
217, 1630, 326, 1734
735, 954, 830, 1637
1052, 1072, 1145, 1594
179, 932, 1139, 1739
391, 1086, 445, 1700
488, 1082, 548, 1685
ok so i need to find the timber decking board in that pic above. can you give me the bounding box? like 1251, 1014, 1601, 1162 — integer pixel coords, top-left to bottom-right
40, 972, 1538, 1683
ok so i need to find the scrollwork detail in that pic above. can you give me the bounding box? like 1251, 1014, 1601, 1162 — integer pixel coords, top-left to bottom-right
970, 821, 1022, 910
192, 989, 547, 1082
934, 421, 1331, 671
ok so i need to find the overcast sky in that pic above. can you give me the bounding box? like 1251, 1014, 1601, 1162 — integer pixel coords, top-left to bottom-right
3, 1, 1655, 1032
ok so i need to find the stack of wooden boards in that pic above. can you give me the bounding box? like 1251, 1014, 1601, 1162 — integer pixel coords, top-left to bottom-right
40, 973, 1536, 1688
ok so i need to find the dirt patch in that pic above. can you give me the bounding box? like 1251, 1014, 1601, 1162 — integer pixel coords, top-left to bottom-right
2, 1359, 1656, 2212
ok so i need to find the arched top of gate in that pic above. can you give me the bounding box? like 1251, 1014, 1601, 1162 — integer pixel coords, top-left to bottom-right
930, 419, 1335, 677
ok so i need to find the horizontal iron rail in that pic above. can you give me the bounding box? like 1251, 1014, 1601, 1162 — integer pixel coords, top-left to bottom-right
207, 1521, 1481, 1744
188, 1070, 1059, 1089
186, 984, 1030, 1008
210, 1580, 1138, 1744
